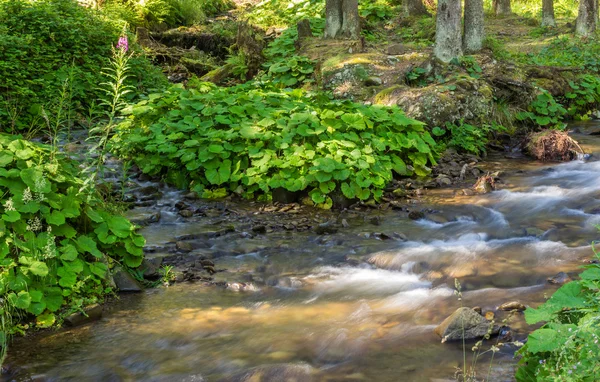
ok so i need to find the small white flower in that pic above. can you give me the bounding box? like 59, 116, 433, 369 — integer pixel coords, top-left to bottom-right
22, 187, 33, 203
4, 198, 15, 211
26, 216, 42, 232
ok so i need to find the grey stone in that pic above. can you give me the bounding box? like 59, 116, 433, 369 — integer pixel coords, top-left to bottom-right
365, 76, 383, 87
139, 257, 163, 279
386, 43, 407, 55
64, 304, 103, 327
176, 241, 194, 252
112, 266, 143, 293
547, 271, 572, 284
434, 307, 498, 343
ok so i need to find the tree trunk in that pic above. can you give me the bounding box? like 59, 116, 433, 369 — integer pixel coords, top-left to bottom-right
434, 0, 462, 62
576, 0, 597, 36
402, 0, 430, 17
494, 0, 511, 15
541, 0, 556, 27
324, 0, 360, 39
463, 0, 484, 53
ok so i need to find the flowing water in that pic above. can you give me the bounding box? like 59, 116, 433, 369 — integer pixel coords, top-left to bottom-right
4, 125, 600, 382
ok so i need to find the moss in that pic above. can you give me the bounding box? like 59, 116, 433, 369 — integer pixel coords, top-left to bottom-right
374, 85, 405, 105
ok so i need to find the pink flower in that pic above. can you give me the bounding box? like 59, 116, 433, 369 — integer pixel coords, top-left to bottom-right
116, 36, 129, 52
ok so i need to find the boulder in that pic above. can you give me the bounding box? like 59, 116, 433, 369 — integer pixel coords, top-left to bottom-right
138, 257, 163, 279
112, 266, 143, 293
435, 307, 498, 343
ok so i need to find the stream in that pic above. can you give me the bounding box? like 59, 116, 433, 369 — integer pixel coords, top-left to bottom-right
4, 123, 600, 381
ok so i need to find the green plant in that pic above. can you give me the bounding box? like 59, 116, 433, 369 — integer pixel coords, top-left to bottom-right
451, 56, 482, 79
0, 0, 165, 131
226, 52, 250, 81
0, 134, 145, 362
563, 74, 600, 118
406, 67, 429, 86
516, 90, 567, 129
482, 36, 511, 61
516, 242, 600, 381
432, 121, 499, 155
85, 36, 134, 190
524, 37, 600, 73
159, 265, 176, 286
246, 0, 325, 29
112, 82, 439, 208
265, 55, 316, 88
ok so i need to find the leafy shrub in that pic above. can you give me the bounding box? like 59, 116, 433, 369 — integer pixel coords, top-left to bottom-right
225, 52, 250, 80
112, 83, 439, 208
432, 121, 503, 155
260, 18, 324, 88
516, 244, 600, 381
516, 90, 567, 129
0, 0, 165, 132
526, 37, 600, 73
0, 134, 145, 345
359, 0, 395, 23
265, 55, 316, 88
247, 0, 325, 29
563, 74, 600, 118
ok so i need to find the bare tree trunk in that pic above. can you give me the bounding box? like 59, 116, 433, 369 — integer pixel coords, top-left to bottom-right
495, 0, 512, 15
324, 0, 360, 39
541, 0, 556, 27
402, 0, 430, 17
464, 0, 484, 53
576, 0, 597, 36
434, 0, 462, 62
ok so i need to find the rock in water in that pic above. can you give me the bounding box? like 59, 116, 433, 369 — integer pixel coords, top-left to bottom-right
408, 211, 425, 220
434, 307, 498, 343
64, 304, 103, 327
221, 363, 316, 382
111, 266, 143, 293
498, 301, 526, 311
547, 271, 572, 284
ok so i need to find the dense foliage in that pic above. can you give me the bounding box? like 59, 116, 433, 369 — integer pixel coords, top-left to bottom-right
516, 245, 600, 381
0, 134, 145, 342
0, 0, 165, 132
101, 0, 234, 28
112, 83, 438, 207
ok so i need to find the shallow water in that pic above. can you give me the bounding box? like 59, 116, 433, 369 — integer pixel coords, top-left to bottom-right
5, 127, 600, 382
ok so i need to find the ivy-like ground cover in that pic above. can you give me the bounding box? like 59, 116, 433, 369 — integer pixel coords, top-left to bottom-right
0, 134, 145, 340
112, 83, 439, 208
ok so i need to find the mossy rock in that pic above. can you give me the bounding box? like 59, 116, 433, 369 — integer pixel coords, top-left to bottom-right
373, 77, 494, 127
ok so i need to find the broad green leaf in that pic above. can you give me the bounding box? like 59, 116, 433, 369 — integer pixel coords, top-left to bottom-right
76, 235, 103, 258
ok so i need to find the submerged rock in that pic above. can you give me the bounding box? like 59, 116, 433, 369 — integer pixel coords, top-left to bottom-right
434, 307, 498, 343
64, 304, 103, 327
221, 363, 316, 382
498, 301, 526, 312
408, 210, 425, 220
547, 271, 572, 284
315, 221, 338, 235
